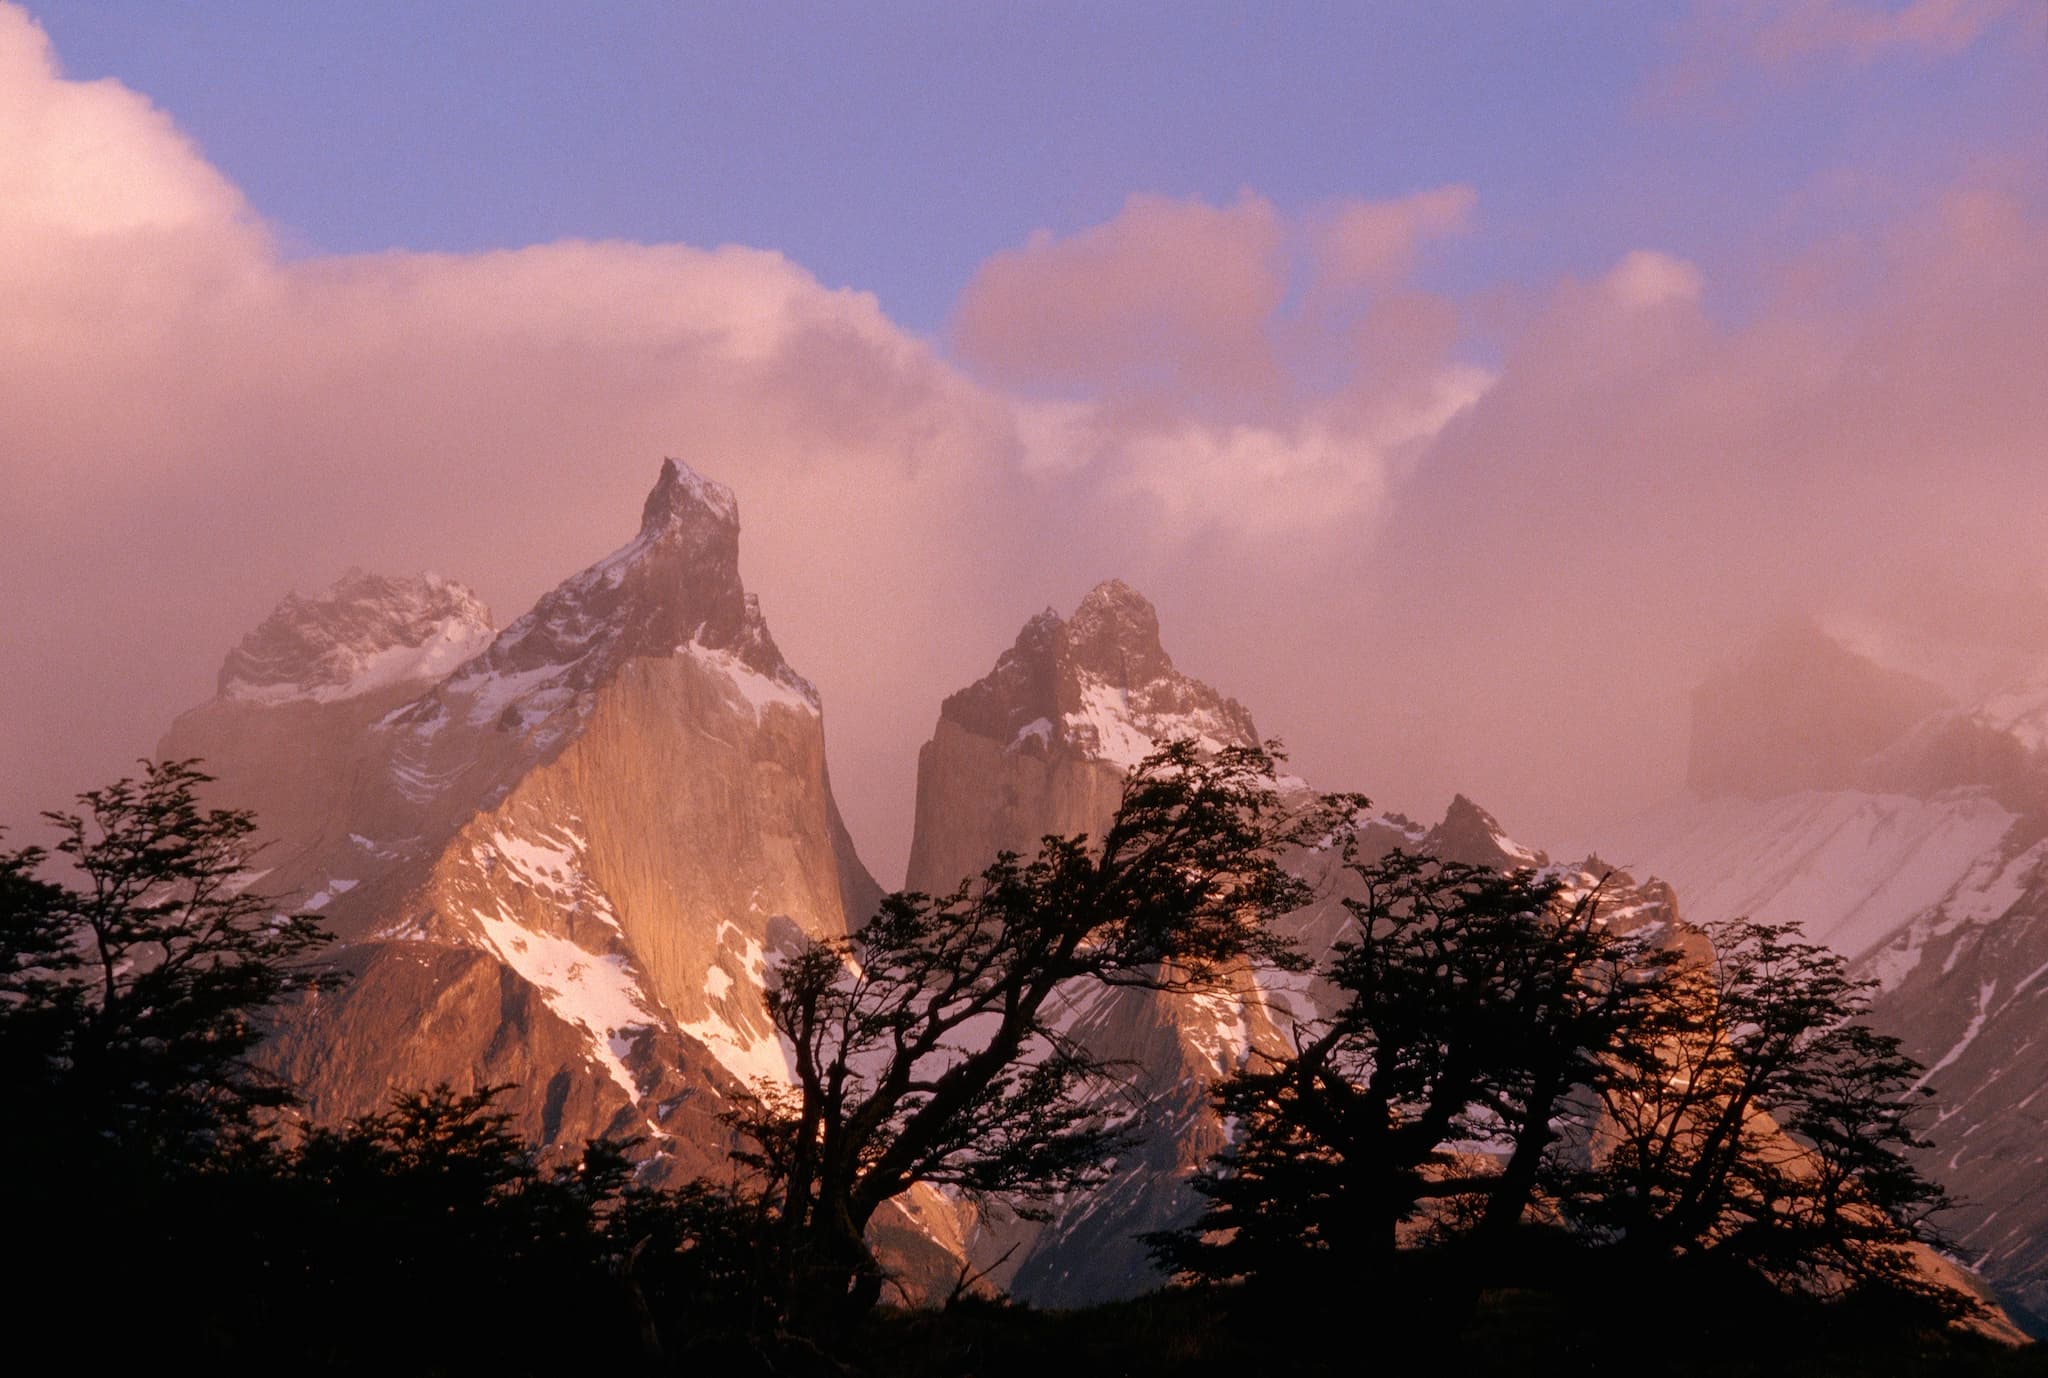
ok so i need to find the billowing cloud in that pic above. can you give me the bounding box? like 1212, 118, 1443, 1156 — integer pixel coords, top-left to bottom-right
1604, 250, 1705, 310
950, 187, 1492, 542
9, 0, 2048, 884
1658, 0, 2042, 99
950, 190, 1289, 402
1310, 185, 1477, 295
0, 6, 1026, 872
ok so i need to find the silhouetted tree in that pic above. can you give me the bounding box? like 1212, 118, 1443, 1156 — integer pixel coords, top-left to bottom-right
1160, 856, 1972, 1321
1, 758, 334, 1170
728, 740, 1356, 1332
1580, 918, 1965, 1312
0, 760, 338, 1356
1155, 852, 1668, 1287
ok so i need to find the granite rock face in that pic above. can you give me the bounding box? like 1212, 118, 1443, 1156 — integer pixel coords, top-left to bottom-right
903, 584, 1591, 1304
908, 580, 1261, 897
162, 459, 881, 1178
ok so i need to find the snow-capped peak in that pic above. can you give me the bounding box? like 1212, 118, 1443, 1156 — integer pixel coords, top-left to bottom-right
940, 580, 1260, 771
218, 570, 494, 706
1064, 579, 1171, 685
387, 458, 814, 749
639, 455, 739, 538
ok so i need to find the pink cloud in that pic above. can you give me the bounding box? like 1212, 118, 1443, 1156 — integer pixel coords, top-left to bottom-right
1752, 0, 2026, 64
949, 188, 1493, 542
1310, 185, 1477, 295
9, 0, 2048, 886
1656, 0, 2040, 101
949, 190, 1289, 402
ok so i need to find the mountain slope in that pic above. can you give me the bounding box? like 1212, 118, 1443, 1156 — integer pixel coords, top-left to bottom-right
1593, 626, 2048, 1326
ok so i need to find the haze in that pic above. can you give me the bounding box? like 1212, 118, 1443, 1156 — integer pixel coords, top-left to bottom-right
5, 1, 2047, 882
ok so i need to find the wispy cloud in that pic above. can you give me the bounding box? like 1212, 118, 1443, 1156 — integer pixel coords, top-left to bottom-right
1657, 0, 2041, 100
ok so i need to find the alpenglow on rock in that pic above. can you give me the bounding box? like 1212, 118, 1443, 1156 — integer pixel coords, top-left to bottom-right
159, 459, 882, 1191
907, 579, 1262, 897
903, 581, 1289, 1304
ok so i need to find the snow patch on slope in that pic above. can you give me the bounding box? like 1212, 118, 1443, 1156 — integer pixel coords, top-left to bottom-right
677, 921, 797, 1089
473, 903, 654, 1098
1594, 790, 2016, 966
682, 640, 819, 718
1061, 674, 1249, 770
228, 615, 493, 705
221, 571, 493, 706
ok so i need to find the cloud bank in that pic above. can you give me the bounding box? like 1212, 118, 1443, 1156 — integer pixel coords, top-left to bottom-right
7, 3, 2048, 876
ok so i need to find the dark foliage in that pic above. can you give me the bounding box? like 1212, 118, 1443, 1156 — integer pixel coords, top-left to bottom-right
1, 757, 336, 1172
0, 757, 2012, 1370
1154, 851, 1671, 1286
1156, 843, 1974, 1323
0, 762, 776, 1371
1581, 918, 1960, 1306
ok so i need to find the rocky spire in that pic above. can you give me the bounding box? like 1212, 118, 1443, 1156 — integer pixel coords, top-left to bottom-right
1064, 579, 1173, 687
933, 579, 1258, 767
639, 456, 740, 540
1423, 793, 1544, 870
405, 458, 809, 741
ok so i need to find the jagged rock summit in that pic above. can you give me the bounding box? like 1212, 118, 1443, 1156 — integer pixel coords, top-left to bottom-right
934, 579, 1258, 775
384, 458, 812, 769
908, 580, 1261, 894
162, 457, 879, 1184
218, 569, 495, 706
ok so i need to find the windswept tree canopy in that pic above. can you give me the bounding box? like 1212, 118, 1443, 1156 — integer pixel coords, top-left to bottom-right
0, 757, 336, 1167
728, 739, 1360, 1328
1156, 846, 1971, 1321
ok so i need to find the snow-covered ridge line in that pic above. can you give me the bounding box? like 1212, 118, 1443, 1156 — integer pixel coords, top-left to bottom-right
1592, 789, 2019, 972
220, 571, 494, 705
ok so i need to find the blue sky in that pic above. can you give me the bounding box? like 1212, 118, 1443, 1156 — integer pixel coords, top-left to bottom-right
31, 2, 2041, 333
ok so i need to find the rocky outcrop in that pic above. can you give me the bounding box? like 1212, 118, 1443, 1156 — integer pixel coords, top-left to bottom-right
161, 571, 495, 871
902, 582, 1283, 1302
903, 584, 1620, 1305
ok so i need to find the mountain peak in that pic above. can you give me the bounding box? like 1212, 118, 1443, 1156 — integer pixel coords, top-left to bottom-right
1426, 794, 1544, 870
935, 581, 1258, 769
395, 456, 810, 746
640, 456, 739, 539
218, 570, 493, 706
1066, 579, 1169, 685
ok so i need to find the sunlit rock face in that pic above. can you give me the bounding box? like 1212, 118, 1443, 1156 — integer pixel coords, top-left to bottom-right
902, 582, 1273, 1302
1601, 623, 2048, 1328
160, 459, 879, 1166
907, 579, 1261, 897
